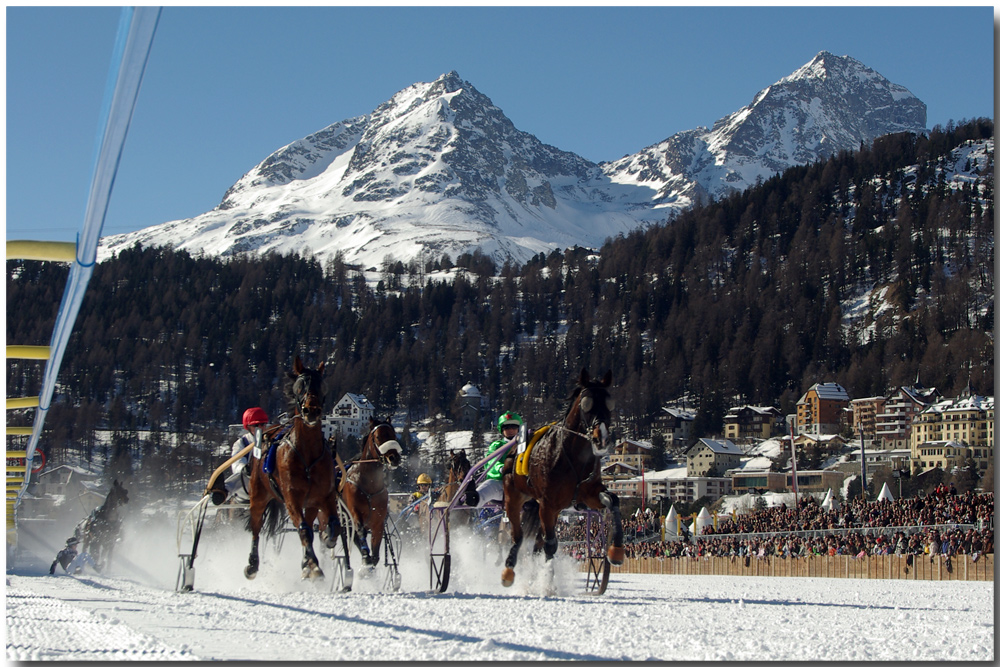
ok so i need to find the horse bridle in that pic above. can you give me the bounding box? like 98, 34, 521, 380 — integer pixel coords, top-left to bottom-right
352, 424, 401, 468
564, 387, 615, 457
290, 371, 325, 426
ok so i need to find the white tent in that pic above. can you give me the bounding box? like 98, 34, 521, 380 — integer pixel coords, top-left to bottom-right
877, 482, 895, 502
821, 492, 841, 512
663, 506, 678, 538
695, 507, 712, 535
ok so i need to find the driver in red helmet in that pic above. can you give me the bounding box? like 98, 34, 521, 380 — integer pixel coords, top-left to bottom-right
211, 407, 269, 505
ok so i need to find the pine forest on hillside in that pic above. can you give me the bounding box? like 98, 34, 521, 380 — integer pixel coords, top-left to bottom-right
7, 119, 994, 466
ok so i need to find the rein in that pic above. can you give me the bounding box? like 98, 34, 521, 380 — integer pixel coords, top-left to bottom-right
549, 407, 606, 506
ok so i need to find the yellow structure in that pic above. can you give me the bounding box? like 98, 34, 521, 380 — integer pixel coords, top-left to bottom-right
909, 392, 994, 474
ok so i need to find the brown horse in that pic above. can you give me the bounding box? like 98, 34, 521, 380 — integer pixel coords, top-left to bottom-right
340, 418, 402, 568
500, 369, 625, 587
441, 449, 473, 505
244, 357, 347, 581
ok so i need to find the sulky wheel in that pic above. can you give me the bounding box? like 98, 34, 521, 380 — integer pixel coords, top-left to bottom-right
328, 496, 357, 593
582, 508, 611, 595
381, 513, 403, 592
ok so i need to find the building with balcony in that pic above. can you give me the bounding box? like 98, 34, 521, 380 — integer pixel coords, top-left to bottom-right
909, 391, 993, 474
875, 385, 940, 449
850, 395, 886, 442
723, 405, 784, 444
653, 407, 695, 452
796, 382, 850, 436
326, 392, 376, 439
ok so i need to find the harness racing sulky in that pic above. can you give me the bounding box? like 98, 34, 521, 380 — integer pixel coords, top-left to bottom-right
426, 369, 624, 595
337, 418, 404, 591
176, 357, 354, 592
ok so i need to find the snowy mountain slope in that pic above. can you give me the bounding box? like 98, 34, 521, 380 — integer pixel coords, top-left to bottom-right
602, 52, 927, 205
98, 53, 928, 267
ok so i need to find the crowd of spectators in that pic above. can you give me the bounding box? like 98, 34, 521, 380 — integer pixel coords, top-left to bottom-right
613, 486, 994, 562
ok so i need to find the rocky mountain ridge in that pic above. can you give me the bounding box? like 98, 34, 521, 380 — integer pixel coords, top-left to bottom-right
98, 52, 927, 268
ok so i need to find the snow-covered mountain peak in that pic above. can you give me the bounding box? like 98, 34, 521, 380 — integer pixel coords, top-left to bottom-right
98, 53, 929, 267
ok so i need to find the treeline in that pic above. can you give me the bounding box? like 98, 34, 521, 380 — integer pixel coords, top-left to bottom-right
6, 119, 993, 455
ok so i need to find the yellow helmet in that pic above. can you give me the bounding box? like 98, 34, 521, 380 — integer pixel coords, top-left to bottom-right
417, 473, 432, 485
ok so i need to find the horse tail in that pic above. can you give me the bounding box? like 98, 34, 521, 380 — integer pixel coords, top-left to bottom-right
244, 498, 285, 538
521, 499, 541, 541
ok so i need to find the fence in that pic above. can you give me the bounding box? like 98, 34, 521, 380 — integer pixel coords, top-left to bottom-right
613, 553, 993, 581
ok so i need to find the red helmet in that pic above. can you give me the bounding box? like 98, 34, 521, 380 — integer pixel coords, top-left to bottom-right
242, 407, 269, 430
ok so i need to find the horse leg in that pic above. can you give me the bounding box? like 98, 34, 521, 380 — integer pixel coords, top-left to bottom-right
538, 502, 561, 561
501, 488, 526, 587
299, 507, 323, 579
245, 498, 265, 579
353, 524, 373, 567
368, 510, 385, 568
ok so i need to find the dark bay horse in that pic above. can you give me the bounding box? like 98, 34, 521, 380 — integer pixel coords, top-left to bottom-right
500, 369, 625, 587
81, 479, 129, 569
341, 418, 402, 567
442, 449, 472, 505
244, 357, 347, 581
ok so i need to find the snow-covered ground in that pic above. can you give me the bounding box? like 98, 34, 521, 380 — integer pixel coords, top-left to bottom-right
6, 511, 994, 661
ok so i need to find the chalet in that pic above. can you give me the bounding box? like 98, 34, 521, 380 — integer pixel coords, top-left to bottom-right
653, 407, 695, 451
684, 438, 742, 477
607, 439, 654, 471
723, 405, 784, 443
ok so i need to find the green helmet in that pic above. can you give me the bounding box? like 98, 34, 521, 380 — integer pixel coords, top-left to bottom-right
497, 411, 523, 432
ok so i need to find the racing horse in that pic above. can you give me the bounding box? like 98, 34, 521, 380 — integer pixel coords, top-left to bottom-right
243, 357, 348, 581
81, 479, 129, 569
500, 368, 624, 587
340, 418, 402, 567
441, 449, 472, 505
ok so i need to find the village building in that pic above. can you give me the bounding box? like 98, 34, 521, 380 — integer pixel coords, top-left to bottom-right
607, 439, 654, 471
453, 383, 483, 430
909, 389, 994, 474
684, 438, 742, 477
730, 468, 845, 495
875, 385, 940, 449
849, 395, 886, 442
652, 407, 695, 452
722, 405, 784, 444
326, 393, 376, 439
796, 382, 850, 436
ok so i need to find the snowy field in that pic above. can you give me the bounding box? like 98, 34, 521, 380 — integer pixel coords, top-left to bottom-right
6, 512, 995, 661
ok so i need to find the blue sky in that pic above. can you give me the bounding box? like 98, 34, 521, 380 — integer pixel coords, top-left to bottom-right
6, 5, 995, 243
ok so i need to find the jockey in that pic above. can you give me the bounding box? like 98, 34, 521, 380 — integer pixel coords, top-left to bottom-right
212, 407, 269, 505
471, 411, 522, 508
409, 473, 434, 509
49, 536, 98, 575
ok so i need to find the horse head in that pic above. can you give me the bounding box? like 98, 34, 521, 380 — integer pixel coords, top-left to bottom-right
112, 479, 129, 506
449, 449, 471, 482
285, 356, 326, 427
365, 418, 402, 468
572, 368, 615, 457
